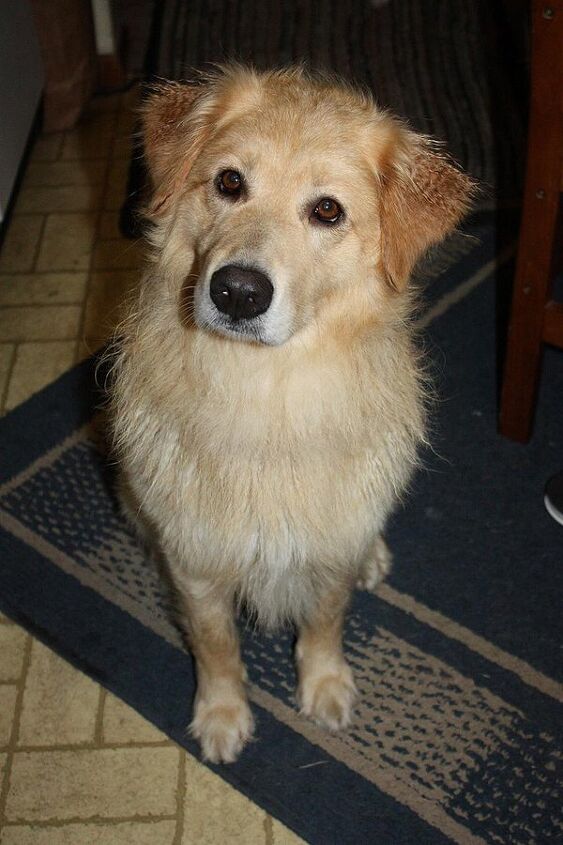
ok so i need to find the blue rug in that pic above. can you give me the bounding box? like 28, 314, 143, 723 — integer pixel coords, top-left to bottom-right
1, 214, 562, 844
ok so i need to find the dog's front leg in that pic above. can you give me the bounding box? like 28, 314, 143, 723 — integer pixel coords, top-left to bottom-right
173, 573, 253, 763
296, 583, 357, 731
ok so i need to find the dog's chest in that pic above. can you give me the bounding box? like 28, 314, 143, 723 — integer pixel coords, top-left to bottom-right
156, 384, 398, 567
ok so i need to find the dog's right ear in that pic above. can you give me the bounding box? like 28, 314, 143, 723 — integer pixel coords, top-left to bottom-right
140, 81, 213, 215
375, 121, 475, 290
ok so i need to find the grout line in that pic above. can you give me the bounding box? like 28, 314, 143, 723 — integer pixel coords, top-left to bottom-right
53, 133, 64, 163
58, 131, 69, 162
30, 215, 48, 273
2, 813, 178, 829
24, 178, 108, 191
0, 301, 86, 310
0, 340, 79, 347
0, 270, 90, 277
94, 686, 107, 747
264, 811, 274, 845
1, 337, 77, 349
0, 632, 33, 830
173, 749, 186, 845
4, 209, 105, 218
74, 109, 120, 364
12, 739, 174, 754
0, 345, 17, 413
0, 302, 89, 311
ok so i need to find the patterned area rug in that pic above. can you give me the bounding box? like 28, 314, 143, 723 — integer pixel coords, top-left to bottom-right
1, 213, 562, 844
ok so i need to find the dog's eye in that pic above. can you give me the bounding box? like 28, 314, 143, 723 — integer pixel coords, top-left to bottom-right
312, 197, 343, 224
217, 170, 243, 197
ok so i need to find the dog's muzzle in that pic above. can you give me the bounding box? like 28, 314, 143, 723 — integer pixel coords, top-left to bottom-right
209, 264, 274, 321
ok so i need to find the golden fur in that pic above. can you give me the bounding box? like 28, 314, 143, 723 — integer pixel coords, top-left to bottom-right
110, 65, 473, 762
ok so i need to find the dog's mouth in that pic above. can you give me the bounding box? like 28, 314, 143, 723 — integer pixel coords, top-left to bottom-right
204, 313, 271, 345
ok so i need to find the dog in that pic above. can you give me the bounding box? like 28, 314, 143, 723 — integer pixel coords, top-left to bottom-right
110, 65, 473, 763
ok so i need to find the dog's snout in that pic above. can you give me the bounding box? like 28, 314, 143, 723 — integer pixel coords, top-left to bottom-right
209, 265, 274, 321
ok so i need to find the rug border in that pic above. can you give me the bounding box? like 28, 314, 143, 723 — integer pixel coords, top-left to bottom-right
0, 524, 455, 845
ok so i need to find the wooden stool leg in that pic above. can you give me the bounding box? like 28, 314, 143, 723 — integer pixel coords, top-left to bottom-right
499, 0, 563, 442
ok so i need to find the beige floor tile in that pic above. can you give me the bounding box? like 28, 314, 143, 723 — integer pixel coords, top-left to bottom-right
111, 136, 134, 160
103, 162, 130, 211
92, 239, 144, 271
30, 133, 64, 163
0, 819, 177, 845
116, 105, 138, 139
0, 216, 44, 273
182, 753, 267, 844
103, 212, 129, 241
120, 85, 141, 113
36, 214, 96, 272
98, 211, 121, 240
23, 159, 107, 188
271, 818, 307, 844
102, 693, 169, 745
0, 344, 15, 403
14, 184, 104, 215
0, 626, 28, 681
5, 342, 76, 410
0, 307, 81, 343
0, 684, 18, 746
61, 112, 117, 161
0, 273, 87, 306
76, 338, 104, 361
88, 92, 121, 114
17, 640, 100, 747
5, 747, 179, 822
83, 270, 137, 345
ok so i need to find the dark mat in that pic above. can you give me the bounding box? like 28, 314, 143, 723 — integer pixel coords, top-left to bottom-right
155, 0, 528, 199
1, 214, 562, 844
117, 1, 529, 237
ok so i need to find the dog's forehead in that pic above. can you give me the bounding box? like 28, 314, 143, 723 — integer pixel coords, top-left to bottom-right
209, 95, 376, 179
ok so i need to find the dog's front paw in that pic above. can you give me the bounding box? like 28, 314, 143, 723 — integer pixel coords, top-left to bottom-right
190, 698, 254, 764
357, 535, 392, 591
298, 662, 356, 731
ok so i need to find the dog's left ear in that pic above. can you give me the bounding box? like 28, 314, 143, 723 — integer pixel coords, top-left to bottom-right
140, 81, 215, 215
377, 127, 475, 290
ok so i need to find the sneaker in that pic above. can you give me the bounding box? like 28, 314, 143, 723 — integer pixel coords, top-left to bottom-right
544, 471, 563, 526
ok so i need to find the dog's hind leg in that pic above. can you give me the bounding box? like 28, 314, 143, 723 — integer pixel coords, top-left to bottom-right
172, 572, 254, 764
356, 534, 392, 591
296, 583, 357, 731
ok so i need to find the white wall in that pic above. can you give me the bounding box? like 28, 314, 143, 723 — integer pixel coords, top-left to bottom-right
0, 0, 43, 221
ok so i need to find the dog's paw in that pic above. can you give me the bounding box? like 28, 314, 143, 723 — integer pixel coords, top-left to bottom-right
298, 662, 356, 731
190, 699, 254, 764
357, 535, 392, 591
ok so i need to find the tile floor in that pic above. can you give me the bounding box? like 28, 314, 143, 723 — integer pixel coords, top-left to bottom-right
0, 88, 303, 845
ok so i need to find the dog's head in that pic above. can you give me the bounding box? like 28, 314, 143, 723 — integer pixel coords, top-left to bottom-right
141, 66, 474, 346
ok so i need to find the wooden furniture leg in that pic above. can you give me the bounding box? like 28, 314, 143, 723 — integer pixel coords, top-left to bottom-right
499, 0, 563, 442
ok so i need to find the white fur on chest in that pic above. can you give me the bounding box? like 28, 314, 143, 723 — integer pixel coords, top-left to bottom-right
117, 328, 423, 626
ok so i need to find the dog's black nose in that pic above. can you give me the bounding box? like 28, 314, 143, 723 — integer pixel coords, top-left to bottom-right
209, 265, 273, 321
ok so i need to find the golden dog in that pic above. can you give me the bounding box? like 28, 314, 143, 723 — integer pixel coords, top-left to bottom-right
110, 66, 473, 763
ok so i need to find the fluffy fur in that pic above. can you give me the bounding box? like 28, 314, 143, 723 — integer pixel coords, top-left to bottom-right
109, 65, 473, 762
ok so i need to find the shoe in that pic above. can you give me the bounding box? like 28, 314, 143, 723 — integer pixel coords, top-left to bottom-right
544, 471, 563, 526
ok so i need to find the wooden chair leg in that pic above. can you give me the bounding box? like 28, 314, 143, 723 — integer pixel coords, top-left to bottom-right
499, 0, 563, 442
